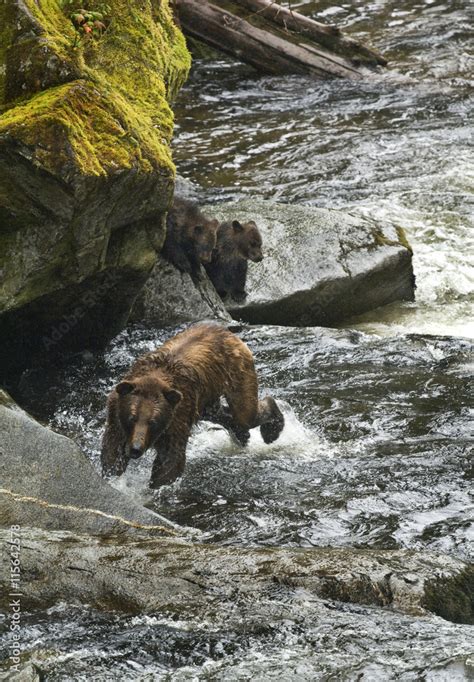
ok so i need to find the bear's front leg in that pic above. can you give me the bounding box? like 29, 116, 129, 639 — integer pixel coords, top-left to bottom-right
171, 249, 193, 276
100, 405, 129, 477
231, 289, 247, 303
230, 261, 248, 302
150, 434, 188, 488
190, 258, 203, 284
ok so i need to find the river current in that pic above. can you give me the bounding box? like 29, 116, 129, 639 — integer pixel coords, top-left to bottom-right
173, 0, 474, 338
2, 0, 473, 679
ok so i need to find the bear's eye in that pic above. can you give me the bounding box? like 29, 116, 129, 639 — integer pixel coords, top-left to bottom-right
128, 414, 138, 424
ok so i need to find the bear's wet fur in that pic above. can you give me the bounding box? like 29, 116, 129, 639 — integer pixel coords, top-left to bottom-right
162, 197, 219, 282
101, 324, 284, 488
205, 220, 263, 302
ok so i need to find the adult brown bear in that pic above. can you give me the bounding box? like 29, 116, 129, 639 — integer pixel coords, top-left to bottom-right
101, 324, 284, 487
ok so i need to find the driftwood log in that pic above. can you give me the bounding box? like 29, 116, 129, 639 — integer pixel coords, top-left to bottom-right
175, 0, 386, 79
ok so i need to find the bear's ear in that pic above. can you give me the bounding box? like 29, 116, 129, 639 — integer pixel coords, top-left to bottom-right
164, 388, 182, 406
194, 224, 204, 235
232, 220, 244, 233
116, 381, 135, 396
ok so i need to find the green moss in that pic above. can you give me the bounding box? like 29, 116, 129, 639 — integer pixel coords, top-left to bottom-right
0, 81, 161, 176
1, 0, 191, 177
0, 3, 16, 103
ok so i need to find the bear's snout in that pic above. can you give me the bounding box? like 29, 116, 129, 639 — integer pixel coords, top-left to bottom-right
129, 443, 145, 459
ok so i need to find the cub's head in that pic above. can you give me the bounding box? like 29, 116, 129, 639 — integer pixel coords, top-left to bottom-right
115, 375, 182, 460
232, 220, 263, 263
194, 217, 219, 264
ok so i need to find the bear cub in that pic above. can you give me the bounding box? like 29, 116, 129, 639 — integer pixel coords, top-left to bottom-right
101, 324, 284, 488
162, 197, 219, 282
205, 220, 263, 302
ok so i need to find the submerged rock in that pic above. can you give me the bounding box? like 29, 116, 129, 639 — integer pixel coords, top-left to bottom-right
205, 200, 415, 326
132, 254, 231, 325
0, 390, 178, 536
0, 0, 191, 377
0, 526, 472, 625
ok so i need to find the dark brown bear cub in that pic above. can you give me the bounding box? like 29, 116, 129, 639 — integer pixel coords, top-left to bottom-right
162, 197, 219, 282
101, 324, 284, 488
205, 220, 263, 302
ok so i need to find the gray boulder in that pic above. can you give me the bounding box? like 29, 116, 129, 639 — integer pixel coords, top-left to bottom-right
1, 526, 472, 625
206, 200, 414, 326
0, 390, 179, 536
133, 254, 231, 325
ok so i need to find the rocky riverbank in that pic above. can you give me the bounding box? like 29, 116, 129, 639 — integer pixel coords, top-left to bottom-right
0, 0, 190, 379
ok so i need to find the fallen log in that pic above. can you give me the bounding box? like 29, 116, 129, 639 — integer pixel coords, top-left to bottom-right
236, 0, 387, 66
175, 0, 386, 79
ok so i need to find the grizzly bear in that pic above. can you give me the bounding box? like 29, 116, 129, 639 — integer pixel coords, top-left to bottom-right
204, 220, 263, 302
101, 324, 284, 488
162, 197, 219, 282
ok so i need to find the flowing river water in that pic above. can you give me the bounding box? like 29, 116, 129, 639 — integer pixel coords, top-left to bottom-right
2, 1, 474, 679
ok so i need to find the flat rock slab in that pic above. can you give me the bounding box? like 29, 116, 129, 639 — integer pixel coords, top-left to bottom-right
0, 527, 472, 625
0, 391, 179, 537
205, 200, 415, 326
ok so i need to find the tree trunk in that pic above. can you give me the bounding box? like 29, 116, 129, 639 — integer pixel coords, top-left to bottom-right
175, 0, 387, 80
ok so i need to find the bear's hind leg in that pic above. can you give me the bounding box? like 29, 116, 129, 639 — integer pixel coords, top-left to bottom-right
258, 397, 285, 444
203, 400, 250, 446
225, 370, 284, 445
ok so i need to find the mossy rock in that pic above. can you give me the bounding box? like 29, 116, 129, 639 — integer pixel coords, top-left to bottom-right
0, 0, 191, 378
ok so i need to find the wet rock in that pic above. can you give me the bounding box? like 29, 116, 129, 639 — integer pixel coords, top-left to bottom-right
132, 254, 231, 325
205, 200, 415, 326
0, 390, 179, 536
0, 527, 472, 625
3, 663, 43, 682
0, 1, 191, 378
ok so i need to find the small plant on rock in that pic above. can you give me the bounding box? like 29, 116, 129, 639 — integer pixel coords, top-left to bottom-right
60, 0, 112, 47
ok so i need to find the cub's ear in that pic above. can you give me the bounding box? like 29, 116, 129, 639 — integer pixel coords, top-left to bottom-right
164, 389, 182, 406
232, 220, 244, 233
116, 381, 135, 396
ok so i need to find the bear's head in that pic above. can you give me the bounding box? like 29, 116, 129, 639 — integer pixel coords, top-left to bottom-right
193, 218, 219, 264
115, 374, 182, 460
232, 220, 263, 262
